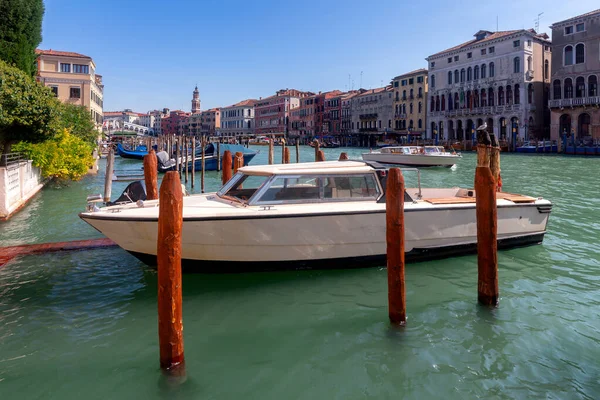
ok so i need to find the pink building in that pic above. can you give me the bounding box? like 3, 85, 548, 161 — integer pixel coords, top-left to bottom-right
161, 110, 190, 136
254, 89, 312, 137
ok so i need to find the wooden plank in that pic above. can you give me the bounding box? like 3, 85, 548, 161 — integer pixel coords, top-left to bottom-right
424, 197, 477, 204
498, 193, 537, 203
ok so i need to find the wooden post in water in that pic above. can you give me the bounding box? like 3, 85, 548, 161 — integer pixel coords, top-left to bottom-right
295, 138, 300, 163
222, 150, 232, 185
216, 142, 221, 172
475, 128, 499, 306
284, 147, 290, 164
201, 136, 205, 193
316, 150, 325, 162
176, 138, 181, 175
339, 152, 349, 161
281, 139, 286, 164
191, 137, 196, 189
386, 168, 406, 325
234, 151, 244, 173
157, 171, 185, 375
103, 148, 114, 203
268, 139, 274, 164
313, 139, 320, 161
184, 139, 189, 184
489, 133, 502, 192
143, 149, 159, 200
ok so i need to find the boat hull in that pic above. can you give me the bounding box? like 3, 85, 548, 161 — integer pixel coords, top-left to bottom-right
80, 201, 550, 272
362, 153, 459, 167
116, 143, 148, 160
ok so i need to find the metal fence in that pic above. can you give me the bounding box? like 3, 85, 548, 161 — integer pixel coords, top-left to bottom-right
0, 152, 25, 167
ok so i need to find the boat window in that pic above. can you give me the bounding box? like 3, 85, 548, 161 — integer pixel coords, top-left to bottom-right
218, 173, 270, 202
323, 174, 380, 200
257, 176, 321, 203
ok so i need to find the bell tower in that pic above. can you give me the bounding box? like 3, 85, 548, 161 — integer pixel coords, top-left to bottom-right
191, 85, 201, 113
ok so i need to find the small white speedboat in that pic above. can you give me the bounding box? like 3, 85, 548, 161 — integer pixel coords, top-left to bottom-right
79, 161, 551, 272
362, 146, 461, 167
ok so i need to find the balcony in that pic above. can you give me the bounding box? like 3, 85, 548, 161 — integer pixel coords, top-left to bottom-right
359, 113, 378, 120
549, 97, 600, 108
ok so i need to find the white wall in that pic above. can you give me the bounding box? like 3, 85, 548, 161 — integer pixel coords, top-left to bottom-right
0, 161, 43, 219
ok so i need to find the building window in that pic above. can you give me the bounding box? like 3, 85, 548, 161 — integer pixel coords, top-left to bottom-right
489, 62, 495, 77
431, 74, 435, 88
527, 40, 532, 47
69, 87, 81, 99
576, 23, 585, 32
575, 43, 585, 64
474, 65, 479, 80
564, 78, 573, 99
448, 71, 452, 84
448, 57, 452, 63
467, 52, 472, 58
431, 62, 435, 68
489, 46, 495, 53
514, 84, 520, 105
418, 102, 422, 113
481, 63, 486, 78
418, 119, 422, 129
73, 64, 89, 74
528, 83, 534, 103
575, 77, 585, 98
589, 75, 598, 97
60, 63, 71, 72
488, 88, 494, 106
498, 87, 504, 105
467, 67, 472, 81
454, 55, 459, 61
454, 70, 459, 83
565, 26, 573, 35
409, 78, 414, 84
394, 81, 399, 87
50, 86, 58, 96
513, 40, 520, 48
564, 45, 574, 65
514, 57, 520, 73
417, 76, 423, 83
460, 69, 465, 82
481, 48, 486, 55
544, 60, 549, 80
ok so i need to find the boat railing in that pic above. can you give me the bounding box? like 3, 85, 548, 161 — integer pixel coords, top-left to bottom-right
398, 167, 421, 200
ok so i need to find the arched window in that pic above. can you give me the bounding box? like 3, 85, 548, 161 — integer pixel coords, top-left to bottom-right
489, 62, 495, 77
553, 79, 562, 99
467, 67, 472, 81
460, 69, 465, 82
589, 75, 598, 97
488, 88, 494, 106
527, 56, 532, 71
578, 113, 591, 137
544, 60, 549, 80
409, 89, 413, 99
513, 57, 520, 73
395, 91, 399, 101
418, 87, 423, 97
435, 96, 440, 111
409, 120, 414, 129
474, 65, 479, 80
448, 71, 452, 84
506, 86, 512, 105
441, 94, 445, 111
418, 101, 422, 113
575, 43, 585, 64
454, 92, 459, 109
395, 104, 399, 114
431, 74, 436, 88
454, 70, 459, 83
418, 119, 422, 129
498, 86, 505, 105
514, 84, 520, 105
481, 64, 487, 79
410, 103, 414, 113
564, 78, 573, 99
430, 97, 435, 112
528, 83, 534, 103
403, 90, 406, 99
481, 88, 487, 107
564, 45, 573, 66
402, 104, 406, 114
473, 90, 479, 108
575, 77, 585, 98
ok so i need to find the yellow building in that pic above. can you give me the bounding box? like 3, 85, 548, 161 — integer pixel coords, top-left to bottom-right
391, 69, 428, 136
36, 49, 104, 128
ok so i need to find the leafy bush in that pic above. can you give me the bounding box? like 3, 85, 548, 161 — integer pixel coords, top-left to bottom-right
14, 129, 94, 180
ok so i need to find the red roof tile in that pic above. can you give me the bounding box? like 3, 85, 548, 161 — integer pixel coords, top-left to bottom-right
36, 49, 91, 59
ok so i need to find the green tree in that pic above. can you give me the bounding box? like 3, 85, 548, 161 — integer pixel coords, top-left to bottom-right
13, 129, 94, 180
0, 0, 44, 76
0, 60, 60, 158
59, 103, 98, 146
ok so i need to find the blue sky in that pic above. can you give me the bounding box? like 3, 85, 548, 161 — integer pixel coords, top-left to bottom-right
41, 0, 598, 113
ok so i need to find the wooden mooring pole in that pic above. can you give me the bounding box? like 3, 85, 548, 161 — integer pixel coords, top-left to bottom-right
268, 139, 274, 165
284, 147, 290, 164
157, 171, 185, 375
313, 139, 320, 161
176, 138, 181, 175
475, 128, 499, 306
222, 150, 232, 185
386, 168, 406, 325
201, 136, 205, 193
295, 138, 300, 163
216, 142, 221, 172
234, 151, 244, 173
103, 148, 114, 203
281, 139, 286, 164
191, 137, 195, 189
143, 149, 158, 200
184, 139, 189, 184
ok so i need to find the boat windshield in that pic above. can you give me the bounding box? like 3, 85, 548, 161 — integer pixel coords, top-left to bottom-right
217, 173, 271, 203
424, 147, 441, 154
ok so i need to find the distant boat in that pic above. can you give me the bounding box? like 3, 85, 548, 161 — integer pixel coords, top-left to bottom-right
116, 143, 149, 160
157, 143, 258, 173
362, 146, 461, 168
516, 141, 558, 153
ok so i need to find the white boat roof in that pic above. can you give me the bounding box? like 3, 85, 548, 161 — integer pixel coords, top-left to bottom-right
238, 161, 374, 176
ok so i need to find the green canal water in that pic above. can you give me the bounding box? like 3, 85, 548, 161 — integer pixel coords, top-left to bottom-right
0, 146, 599, 399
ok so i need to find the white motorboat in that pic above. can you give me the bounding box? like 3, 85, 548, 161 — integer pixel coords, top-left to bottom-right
362, 146, 461, 167
79, 161, 551, 272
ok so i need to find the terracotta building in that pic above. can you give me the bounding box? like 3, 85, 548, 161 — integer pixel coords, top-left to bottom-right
254, 89, 312, 137
161, 110, 190, 136
200, 108, 220, 137
549, 9, 600, 146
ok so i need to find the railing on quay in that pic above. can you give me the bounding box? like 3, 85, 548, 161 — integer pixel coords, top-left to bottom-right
0, 152, 26, 167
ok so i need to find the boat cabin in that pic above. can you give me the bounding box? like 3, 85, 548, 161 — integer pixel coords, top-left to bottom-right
217, 161, 384, 205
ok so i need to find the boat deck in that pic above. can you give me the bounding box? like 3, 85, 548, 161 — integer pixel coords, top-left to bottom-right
423, 192, 537, 205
